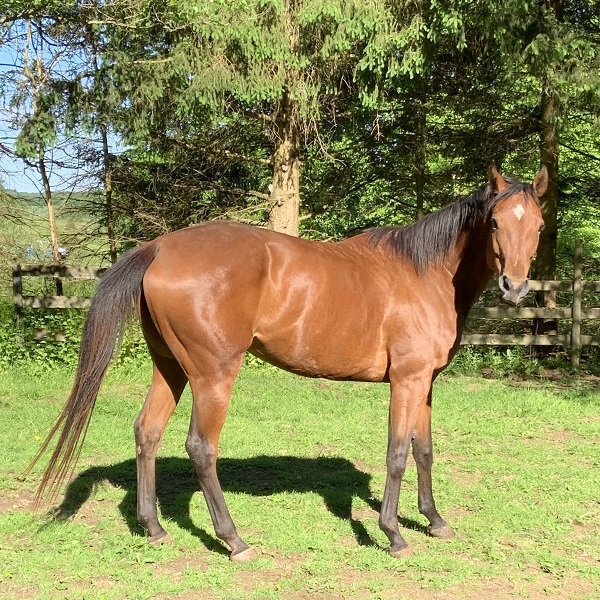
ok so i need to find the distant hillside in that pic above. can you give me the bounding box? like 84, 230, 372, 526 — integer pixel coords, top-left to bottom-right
1, 188, 96, 213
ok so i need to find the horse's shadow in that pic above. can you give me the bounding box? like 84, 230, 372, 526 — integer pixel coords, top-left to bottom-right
55, 456, 427, 552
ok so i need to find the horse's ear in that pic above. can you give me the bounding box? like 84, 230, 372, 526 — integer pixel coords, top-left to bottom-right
488, 162, 508, 193
533, 165, 548, 198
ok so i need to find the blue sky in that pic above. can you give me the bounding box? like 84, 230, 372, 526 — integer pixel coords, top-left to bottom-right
0, 44, 35, 192
0, 36, 106, 194
0, 138, 44, 193
0, 41, 49, 193
0, 149, 83, 194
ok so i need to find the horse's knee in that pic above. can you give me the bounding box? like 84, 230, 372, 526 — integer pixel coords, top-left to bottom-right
386, 447, 408, 479
185, 431, 216, 474
413, 445, 433, 469
134, 419, 163, 456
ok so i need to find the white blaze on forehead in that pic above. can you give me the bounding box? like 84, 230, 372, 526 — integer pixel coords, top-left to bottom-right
512, 204, 526, 220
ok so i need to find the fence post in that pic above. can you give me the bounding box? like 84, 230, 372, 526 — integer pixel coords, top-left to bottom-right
571, 240, 583, 368
12, 262, 24, 347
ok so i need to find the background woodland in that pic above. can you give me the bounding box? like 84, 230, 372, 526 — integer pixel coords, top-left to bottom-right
1, 0, 600, 363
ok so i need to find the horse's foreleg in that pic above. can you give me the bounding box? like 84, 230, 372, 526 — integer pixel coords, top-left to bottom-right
379, 370, 432, 557
379, 433, 412, 556
412, 391, 455, 539
187, 362, 252, 561
134, 359, 187, 543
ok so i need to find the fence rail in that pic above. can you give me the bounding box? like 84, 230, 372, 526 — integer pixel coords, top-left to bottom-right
12, 240, 600, 366
12, 263, 106, 312
12, 263, 106, 344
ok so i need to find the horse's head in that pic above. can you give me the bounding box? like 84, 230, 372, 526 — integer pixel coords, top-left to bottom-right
486, 164, 547, 305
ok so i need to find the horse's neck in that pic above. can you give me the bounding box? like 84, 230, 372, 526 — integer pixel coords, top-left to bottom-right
447, 230, 494, 321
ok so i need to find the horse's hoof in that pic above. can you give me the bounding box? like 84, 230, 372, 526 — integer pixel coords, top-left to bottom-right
428, 524, 455, 539
388, 544, 413, 558
230, 547, 255, 562
148, 532, 172, 546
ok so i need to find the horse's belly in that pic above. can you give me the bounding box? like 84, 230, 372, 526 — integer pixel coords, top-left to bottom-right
248, 335, 389, 382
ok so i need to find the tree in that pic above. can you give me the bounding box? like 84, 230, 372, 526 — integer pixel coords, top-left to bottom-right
82, 0, 404, 236
1, 0, 133, 265
3, 0, 599, 258
0, 9, 85, 296
518, 0, 600, 334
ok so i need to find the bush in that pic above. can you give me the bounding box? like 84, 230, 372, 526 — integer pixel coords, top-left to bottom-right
446, 346, 544, 377
0, 298, 149, 369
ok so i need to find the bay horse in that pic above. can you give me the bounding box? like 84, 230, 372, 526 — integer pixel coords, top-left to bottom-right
30, 164, 547, 560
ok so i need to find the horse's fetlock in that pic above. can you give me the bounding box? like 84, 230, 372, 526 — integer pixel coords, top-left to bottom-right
418, 499, 435, 516
378, 515, 396, 536
214, 523, 237, 543
137, 509, 153, 528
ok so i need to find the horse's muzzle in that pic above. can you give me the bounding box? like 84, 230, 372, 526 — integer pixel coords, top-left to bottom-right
498, 275, 529, 306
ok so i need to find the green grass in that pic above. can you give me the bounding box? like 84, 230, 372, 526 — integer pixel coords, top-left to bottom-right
0, 362, 599, 599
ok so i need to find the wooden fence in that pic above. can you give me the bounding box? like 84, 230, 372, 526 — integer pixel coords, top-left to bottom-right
12, 263, 106, 343
13, 263, 106, 310
12, 240, 600, 366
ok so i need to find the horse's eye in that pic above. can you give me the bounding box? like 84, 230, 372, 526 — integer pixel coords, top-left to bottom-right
491, 218, 499, 231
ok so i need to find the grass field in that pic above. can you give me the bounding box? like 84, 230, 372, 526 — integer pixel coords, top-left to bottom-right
0, 362, 599, 599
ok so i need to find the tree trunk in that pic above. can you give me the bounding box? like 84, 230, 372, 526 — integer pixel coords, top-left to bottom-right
39, 147, 63, 295
533, 0, 563, 338
415, 84, 427, 221
533, 75, 559, 336
268, 89, 300, 237
24, 20, 62, 292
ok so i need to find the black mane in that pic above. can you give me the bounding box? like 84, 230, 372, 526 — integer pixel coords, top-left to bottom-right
367, 180, 539, 272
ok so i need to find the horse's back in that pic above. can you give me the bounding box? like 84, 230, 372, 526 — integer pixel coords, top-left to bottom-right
143, 221, 332, 294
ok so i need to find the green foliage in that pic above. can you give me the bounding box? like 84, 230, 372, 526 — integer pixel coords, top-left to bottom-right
6, 306, 85, 367
2, 0, 600, 366
0, 299, 148, 370
446, 346, 547, 378
110, 112, 273, 239
4, 0, 600, 243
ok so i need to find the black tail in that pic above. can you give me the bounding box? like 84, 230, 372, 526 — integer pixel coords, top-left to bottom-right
27, 242, 159, 507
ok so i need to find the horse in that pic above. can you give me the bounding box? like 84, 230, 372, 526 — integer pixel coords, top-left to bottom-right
29, 164, 547, 561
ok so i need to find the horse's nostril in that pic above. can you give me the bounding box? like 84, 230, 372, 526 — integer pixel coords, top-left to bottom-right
501, 275, 511, 291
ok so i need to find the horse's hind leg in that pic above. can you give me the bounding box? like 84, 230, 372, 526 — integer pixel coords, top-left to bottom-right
134, 357, 187, 543
186, 357, 252, 561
